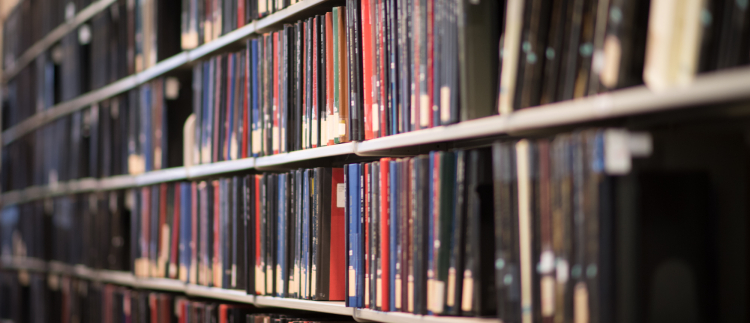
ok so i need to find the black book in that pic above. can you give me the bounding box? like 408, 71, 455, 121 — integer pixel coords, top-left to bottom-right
294, 22, 304, 152
539, 0, 568, 105
347, 0, 364, 141
716, 0, 750, 69
413, 156, 429, 314
462, 148, 496, 317
318, 15, 326, 147
313, 167, 334, 300
259, 174, 268, 293
456, 0, 501, 121
556, 0, 585, 102
397, 0, 410, 134
266, 173, 277, 295
287, 170, 297, 298
491, 141, 520, 321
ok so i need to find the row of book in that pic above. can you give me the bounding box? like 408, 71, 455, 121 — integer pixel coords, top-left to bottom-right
128, 169, 347, 301
0, 272, 354, 323
1, 76, 192, 192
337, 130, 620, 320
0, 189, 131, 271
180, 0, 306, 50
2, 0, 181, 130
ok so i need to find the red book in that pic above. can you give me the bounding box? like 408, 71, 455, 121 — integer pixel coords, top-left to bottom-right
219, 304, 229, 323
273, 32, 280, 155
190, 182, 198, 284
254, 175, 263, 295
379, 158, 390, 311
326, 13, 335, 147
149, 294, 157, 323
302, 22, 308, 149
237, 0, 245, 28
213, 180, 221, 287
170, 183, 182, 279
361, 0, 373, 140
312, 18, 319, 148
160, 295, 171, 323
426, 0, 434, 129
329, 168, 346, 300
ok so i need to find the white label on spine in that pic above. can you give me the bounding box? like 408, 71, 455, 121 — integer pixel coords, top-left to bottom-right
337, 183, 346, 208
441, 87, 451, 123
349, 267, 356, 296
434, 280, 446, 314
372, 104, 380, 132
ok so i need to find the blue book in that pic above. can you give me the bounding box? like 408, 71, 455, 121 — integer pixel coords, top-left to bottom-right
356, 163, 365, 308
277, 173, 288, 297
180, 183, 192, 282
140, 85, 152, 172
250, 39, 260, 157
389, 160, 398, 310
347, 163, 363, 307
202, 61, 212, 163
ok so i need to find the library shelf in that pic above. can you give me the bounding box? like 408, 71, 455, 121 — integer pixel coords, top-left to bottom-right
254, 296, 351, 316
185, 285, 255, 304
254, 142, 358, 170
187, 158, 256, 179
1, 0, 118, 83
98, 174, 138, 191
1, 0, 340, 146
0, 258, 500, 323
353, 310, 499, 323
135, 167, 189, 186
135, 277, 188, 293
98, 269, 138, 287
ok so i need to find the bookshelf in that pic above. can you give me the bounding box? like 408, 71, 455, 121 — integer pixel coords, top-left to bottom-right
3, 64, 750, 205
2, 0, 749, 322
0, 0, 117, 82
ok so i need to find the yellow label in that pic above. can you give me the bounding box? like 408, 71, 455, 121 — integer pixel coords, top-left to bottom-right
266, 265, 273, 294
365, 274, 370, 307
420, 94, 430, 127
273, 127, 280, 152
311, 267, 317, 296
277, 264, 283, 293
179, 265, 188, 282
440, 87, 450, 123
395, 276, 402, 309
447, 268, 456, 307
542, 276, 555, 317
461, 271, 473, 312
339, 122, 347, 140
574, 282, 589, 323
231, 264, 237, 288
252, 129, 261, 154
